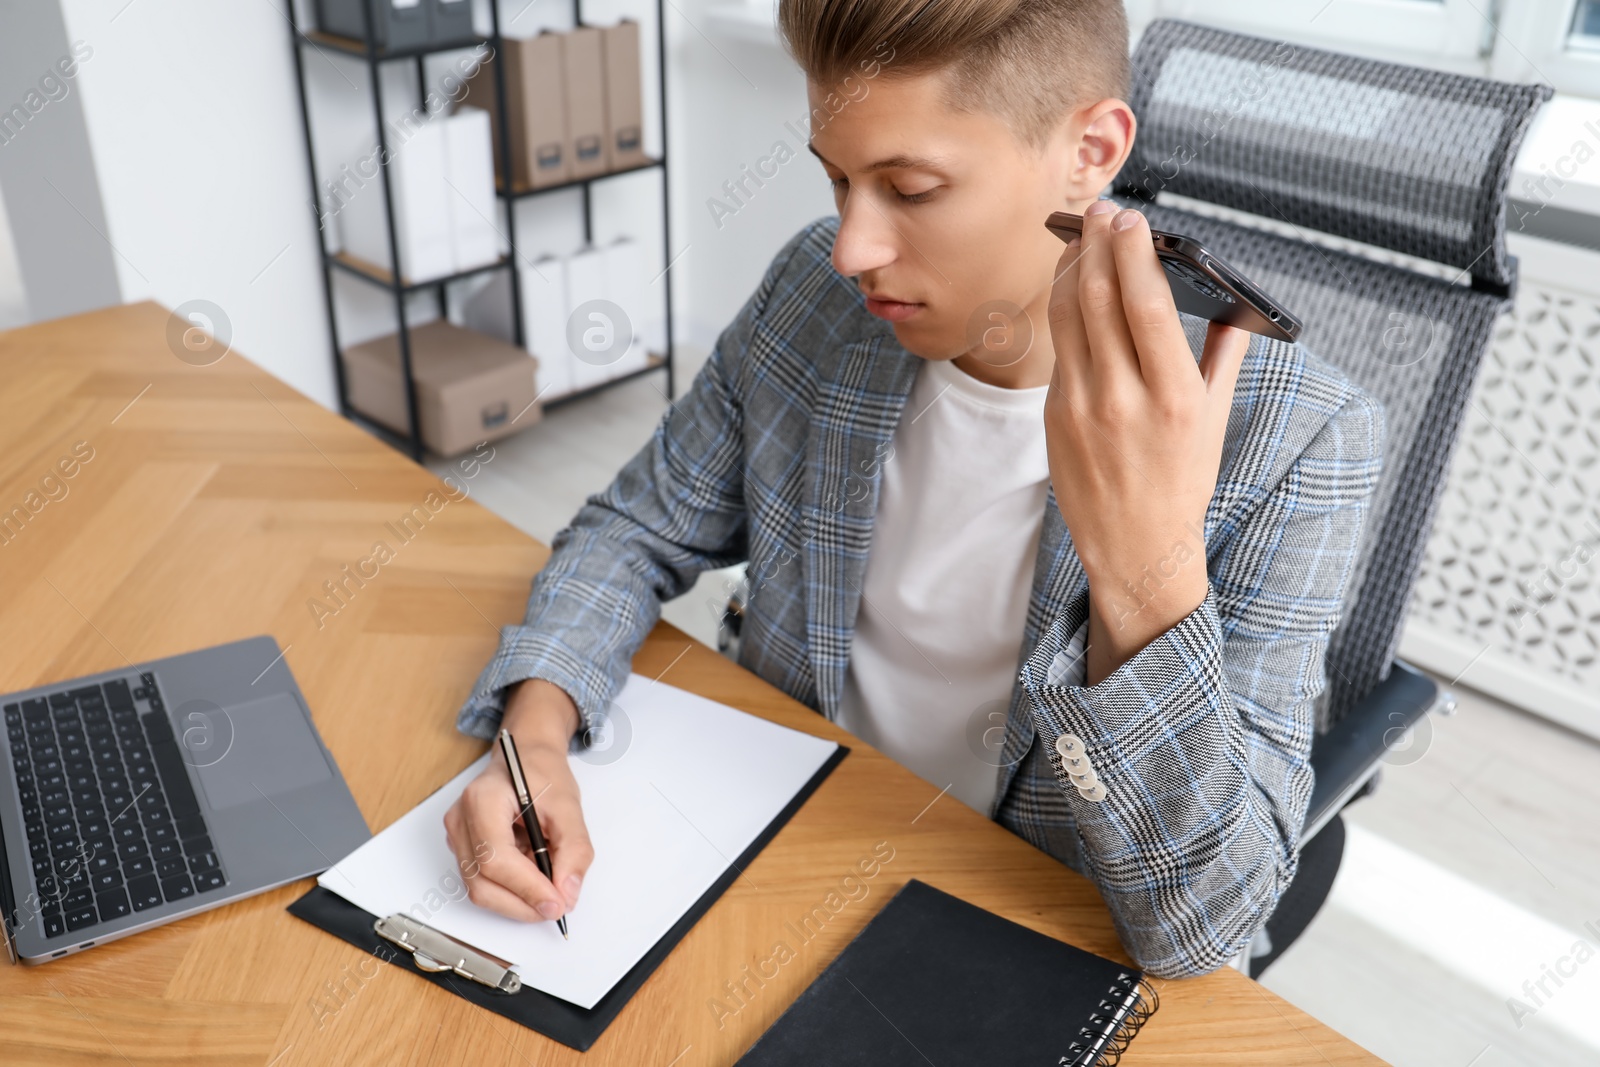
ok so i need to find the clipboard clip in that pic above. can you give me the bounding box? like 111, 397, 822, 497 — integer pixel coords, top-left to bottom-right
374, 913, 523, 994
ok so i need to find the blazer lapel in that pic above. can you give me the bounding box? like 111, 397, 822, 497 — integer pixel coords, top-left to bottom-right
991, 485, 1088, 810
802, 335, 919, 721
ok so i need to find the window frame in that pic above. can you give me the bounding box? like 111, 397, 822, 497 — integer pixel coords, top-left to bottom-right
1150, 0, 1491, 72
1492, 0, 1600, 98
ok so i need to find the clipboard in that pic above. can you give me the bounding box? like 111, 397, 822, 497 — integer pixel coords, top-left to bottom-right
287, 743, 848, 1052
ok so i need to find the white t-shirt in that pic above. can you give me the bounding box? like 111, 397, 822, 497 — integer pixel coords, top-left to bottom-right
836, 356, 1052, 815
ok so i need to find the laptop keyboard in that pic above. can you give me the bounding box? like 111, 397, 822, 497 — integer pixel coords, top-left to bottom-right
5, 671, 228, 940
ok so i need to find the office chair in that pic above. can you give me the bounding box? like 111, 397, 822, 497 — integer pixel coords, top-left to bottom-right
1106, 19, 1552, 976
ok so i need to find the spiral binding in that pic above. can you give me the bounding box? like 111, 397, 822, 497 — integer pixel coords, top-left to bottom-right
1058, 970, 1160, 1066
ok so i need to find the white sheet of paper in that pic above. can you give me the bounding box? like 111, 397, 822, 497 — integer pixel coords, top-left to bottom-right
317, 673, 840, 1009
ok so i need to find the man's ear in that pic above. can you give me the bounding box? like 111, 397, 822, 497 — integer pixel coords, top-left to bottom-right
1064, 98, 1136, 200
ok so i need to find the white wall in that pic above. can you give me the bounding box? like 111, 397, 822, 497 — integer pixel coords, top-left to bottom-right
0, 186, 28, 331
0, 1, 122, 325
59, 0, 338, 406
671, 1, 834, 350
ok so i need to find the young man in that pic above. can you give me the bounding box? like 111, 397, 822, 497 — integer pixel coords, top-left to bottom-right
442, 0, 1384, 978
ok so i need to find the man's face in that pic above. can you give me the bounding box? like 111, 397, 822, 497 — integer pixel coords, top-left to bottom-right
806, 69, 1119, 373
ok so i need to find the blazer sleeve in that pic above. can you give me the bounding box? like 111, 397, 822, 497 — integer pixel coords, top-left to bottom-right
1017, 387, 1385, 978
454, 234, 805, 741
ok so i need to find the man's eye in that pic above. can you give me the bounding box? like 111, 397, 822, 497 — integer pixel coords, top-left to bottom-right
827, 174, 932, 204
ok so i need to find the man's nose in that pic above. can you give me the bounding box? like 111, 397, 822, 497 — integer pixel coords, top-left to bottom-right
831, 192, 897, 279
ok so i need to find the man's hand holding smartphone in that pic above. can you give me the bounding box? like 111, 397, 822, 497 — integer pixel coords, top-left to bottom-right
442, 678, 594, 925
1044, 199, 1251, 687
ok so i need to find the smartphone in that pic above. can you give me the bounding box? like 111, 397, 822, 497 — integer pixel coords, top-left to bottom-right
1045, 210, 1302, 343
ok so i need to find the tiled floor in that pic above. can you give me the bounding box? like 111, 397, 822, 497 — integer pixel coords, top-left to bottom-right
432, 359, 1600, 1067
1262, 678, 1600, 1066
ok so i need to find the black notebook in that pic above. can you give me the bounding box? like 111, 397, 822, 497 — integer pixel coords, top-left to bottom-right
735, 879, 1158, 1066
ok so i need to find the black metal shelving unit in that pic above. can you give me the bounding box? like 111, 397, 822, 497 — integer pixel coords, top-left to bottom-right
287, 1, 675, 461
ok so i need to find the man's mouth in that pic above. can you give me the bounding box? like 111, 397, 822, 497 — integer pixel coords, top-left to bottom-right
861, 291, 925, 322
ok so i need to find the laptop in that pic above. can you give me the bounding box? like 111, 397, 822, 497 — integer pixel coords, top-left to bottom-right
0, 635, 371, 963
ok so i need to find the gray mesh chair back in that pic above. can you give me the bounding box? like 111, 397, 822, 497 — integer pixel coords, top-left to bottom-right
1110, 19, 1552, 731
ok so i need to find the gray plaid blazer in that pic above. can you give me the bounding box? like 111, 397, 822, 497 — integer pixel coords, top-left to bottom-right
458, 216, 1385, 978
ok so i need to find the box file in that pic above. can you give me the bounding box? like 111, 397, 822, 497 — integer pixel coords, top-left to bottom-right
601, 21, 648, 169
317, 0, 475, 48
428, 0, 473, 41
337, 119, 454, 284
443, 107, 501, 271
562, 27, 608, 180
458, 239, 656, 401
316, 0, 431, 51
600, 238, 651, 377
563, 245, 610, 392
459, 33, 570, 192
524, 257, 572, 398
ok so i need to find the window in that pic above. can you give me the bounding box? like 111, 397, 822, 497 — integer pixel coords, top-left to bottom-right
1154, 1, 1600, 99
1572, 0, 1600, 47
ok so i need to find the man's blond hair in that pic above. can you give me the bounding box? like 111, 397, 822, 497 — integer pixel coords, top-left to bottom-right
778, 0, 1130, 149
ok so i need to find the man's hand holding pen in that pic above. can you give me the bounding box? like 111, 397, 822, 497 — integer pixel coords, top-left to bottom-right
443, 678, 594, 929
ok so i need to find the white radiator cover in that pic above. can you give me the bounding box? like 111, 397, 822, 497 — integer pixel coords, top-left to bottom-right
1399, 231, 1600, 742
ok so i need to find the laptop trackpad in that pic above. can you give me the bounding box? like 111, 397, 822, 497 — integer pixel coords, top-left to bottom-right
190, 692, 334, 812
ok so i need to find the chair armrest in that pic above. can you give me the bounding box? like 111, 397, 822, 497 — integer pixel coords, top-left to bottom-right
1304, 660, 1438, 839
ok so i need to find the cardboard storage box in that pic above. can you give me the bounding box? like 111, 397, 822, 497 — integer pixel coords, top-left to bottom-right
343, 320, 540, 457
459, 32, 569, 191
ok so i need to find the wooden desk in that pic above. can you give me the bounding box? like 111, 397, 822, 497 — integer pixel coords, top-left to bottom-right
0, 303, 1382, 1065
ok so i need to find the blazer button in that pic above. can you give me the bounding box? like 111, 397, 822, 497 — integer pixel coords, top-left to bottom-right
1069, 766, 1099, 790
1079, 782, 1107, 803
1055, 733, 1085, 760
1063, 753, 1090, 775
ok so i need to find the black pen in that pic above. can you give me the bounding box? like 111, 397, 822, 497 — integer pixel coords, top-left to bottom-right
497, 728, 568, 941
